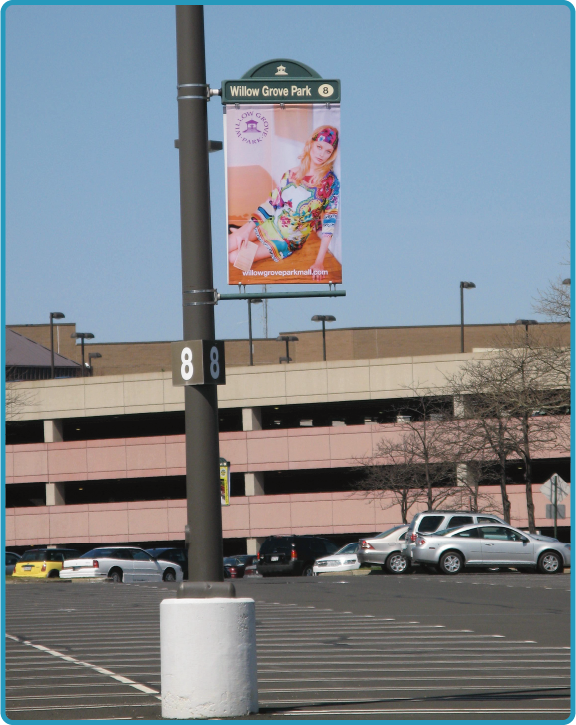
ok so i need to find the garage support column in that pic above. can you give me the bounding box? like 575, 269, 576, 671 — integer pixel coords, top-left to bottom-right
46, 482, 65, 506
44, 419, 64, 443
243, 408, 264, 496
456, 463, 477, 488
244, 472, 265, 496
246, 537, 266, 556
242, 407, 262, 431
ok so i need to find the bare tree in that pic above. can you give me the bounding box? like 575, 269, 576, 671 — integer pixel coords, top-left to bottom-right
5, 370, 35, 422
356, 387, 498, 522
358, 446, 427, 525
446, 326, 570, 532
534, 243, 571, 322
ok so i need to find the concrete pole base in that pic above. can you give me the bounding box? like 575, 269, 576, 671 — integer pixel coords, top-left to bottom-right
160, 597, 258, 719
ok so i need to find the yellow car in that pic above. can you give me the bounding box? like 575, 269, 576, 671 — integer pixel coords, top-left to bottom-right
12, 548, 81, 578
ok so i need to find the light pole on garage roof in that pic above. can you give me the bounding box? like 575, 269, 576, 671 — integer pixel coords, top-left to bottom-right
459, 282, 476, 353
311, 314, 336, 361
277, 335, 298, 363
70, 332, 94, 377
49, 312, 65, 379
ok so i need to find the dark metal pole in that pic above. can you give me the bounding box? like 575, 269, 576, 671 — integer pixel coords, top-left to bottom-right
554, 474, 558, 540
285, 339, 290, 361
50, 315, 55, 379
460, 284, 465, 354
248, 300, 254, 366
322, 320, 326, 362
176, 5, 223, 583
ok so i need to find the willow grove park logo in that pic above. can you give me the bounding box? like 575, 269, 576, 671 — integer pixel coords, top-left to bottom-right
235, 110, 269, 145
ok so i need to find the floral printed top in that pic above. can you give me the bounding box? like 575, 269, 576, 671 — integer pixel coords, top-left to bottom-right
251, 170, 340, 252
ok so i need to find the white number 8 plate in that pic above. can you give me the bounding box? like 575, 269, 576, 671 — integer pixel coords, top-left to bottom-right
171, 340, 226, 386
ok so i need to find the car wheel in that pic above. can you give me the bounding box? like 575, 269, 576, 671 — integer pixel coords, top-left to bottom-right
48, 569, 60, 578
537, 551, 563, 574
301, 564, 314, 576
438, 551, 464, 575
109, 568, 123, 583
385, 552, 409, 575
163, 569, 176, 582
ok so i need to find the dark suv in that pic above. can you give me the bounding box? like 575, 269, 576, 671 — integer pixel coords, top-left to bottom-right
257, 536, 339, 577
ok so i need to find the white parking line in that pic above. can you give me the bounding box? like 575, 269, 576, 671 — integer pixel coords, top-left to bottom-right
273, 708, 571, 716
260, 685, 570, 693
5, 634, 159, 698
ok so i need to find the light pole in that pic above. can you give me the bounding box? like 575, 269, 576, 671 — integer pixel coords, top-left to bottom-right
277, 335, 298, 363
70, 332, 95, 376
49, 312, 65, 379
248, 299, 262, 366
515, 319, 538, 344
175, 4, 224, 586
88, 352, 102, 376
311, 315, 336, 361
460, 281, 476, 353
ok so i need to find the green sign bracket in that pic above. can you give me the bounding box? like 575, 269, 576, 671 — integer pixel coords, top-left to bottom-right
218, 290, 346, 301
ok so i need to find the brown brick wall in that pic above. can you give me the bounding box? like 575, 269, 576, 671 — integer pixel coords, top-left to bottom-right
8, 322, 569, 376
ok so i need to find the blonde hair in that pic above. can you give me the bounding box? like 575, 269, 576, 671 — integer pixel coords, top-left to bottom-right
293, 125, 339, 185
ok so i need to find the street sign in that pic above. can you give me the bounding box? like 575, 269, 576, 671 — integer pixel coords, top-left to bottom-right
545, 504, 566, 519
222, 79, 341, 104
539, 474, 569, 503
222, 58, 341, 105
171, 340, 226, 386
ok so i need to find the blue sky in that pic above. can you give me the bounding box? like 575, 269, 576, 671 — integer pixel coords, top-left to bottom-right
5, 4, 571, 343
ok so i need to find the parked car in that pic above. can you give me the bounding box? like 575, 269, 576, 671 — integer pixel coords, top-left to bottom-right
5, 552, 21, 576
313, 542, 361, 575
257, 535, 340, 577
60, 547, 183, 583
358, 525, 410, 574
233, 554, 260, 577
411, 523, 571, 574
223, 557, 245, 578
146, 547, 188, 579
13, 548, 81, 578
402, 511, 507, 564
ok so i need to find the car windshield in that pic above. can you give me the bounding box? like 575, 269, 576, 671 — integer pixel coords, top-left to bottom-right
433, 526, 464, 537
260, 539, 293, 555
335, 543, 358, 555
373, 526, 403, 539
223, 557, 240, 566
80, 549, 118, 558
21, 551, 48, 562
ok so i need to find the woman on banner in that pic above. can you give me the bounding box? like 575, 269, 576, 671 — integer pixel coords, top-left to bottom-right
228, 126, 340, 281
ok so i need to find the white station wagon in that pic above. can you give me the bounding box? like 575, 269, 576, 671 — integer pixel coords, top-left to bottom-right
60, 547, 184, 583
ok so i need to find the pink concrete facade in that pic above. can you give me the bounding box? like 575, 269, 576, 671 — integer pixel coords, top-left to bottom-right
5, 420, 569, 484
5, 485, 568, 547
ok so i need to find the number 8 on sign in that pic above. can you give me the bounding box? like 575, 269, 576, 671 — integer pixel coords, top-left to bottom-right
210, 346, 220, 379
181, 347, 193, 381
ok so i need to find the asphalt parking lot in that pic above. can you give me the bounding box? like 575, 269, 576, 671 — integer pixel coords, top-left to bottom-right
4, 571, 571, 720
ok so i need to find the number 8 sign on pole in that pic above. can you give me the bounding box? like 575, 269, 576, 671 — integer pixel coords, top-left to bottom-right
171, 340, 226, 386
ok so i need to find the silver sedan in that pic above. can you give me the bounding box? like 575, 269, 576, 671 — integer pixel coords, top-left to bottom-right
412, 524, 571, 575
60, 547, 184, 583
358, 525, 410, 574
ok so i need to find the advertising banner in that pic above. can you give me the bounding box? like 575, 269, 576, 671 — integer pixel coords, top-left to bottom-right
225, 103, 341, 285
220, 458, 230, 506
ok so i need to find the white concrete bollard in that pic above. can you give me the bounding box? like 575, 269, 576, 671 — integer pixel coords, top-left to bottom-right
160, 597, 258, 719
